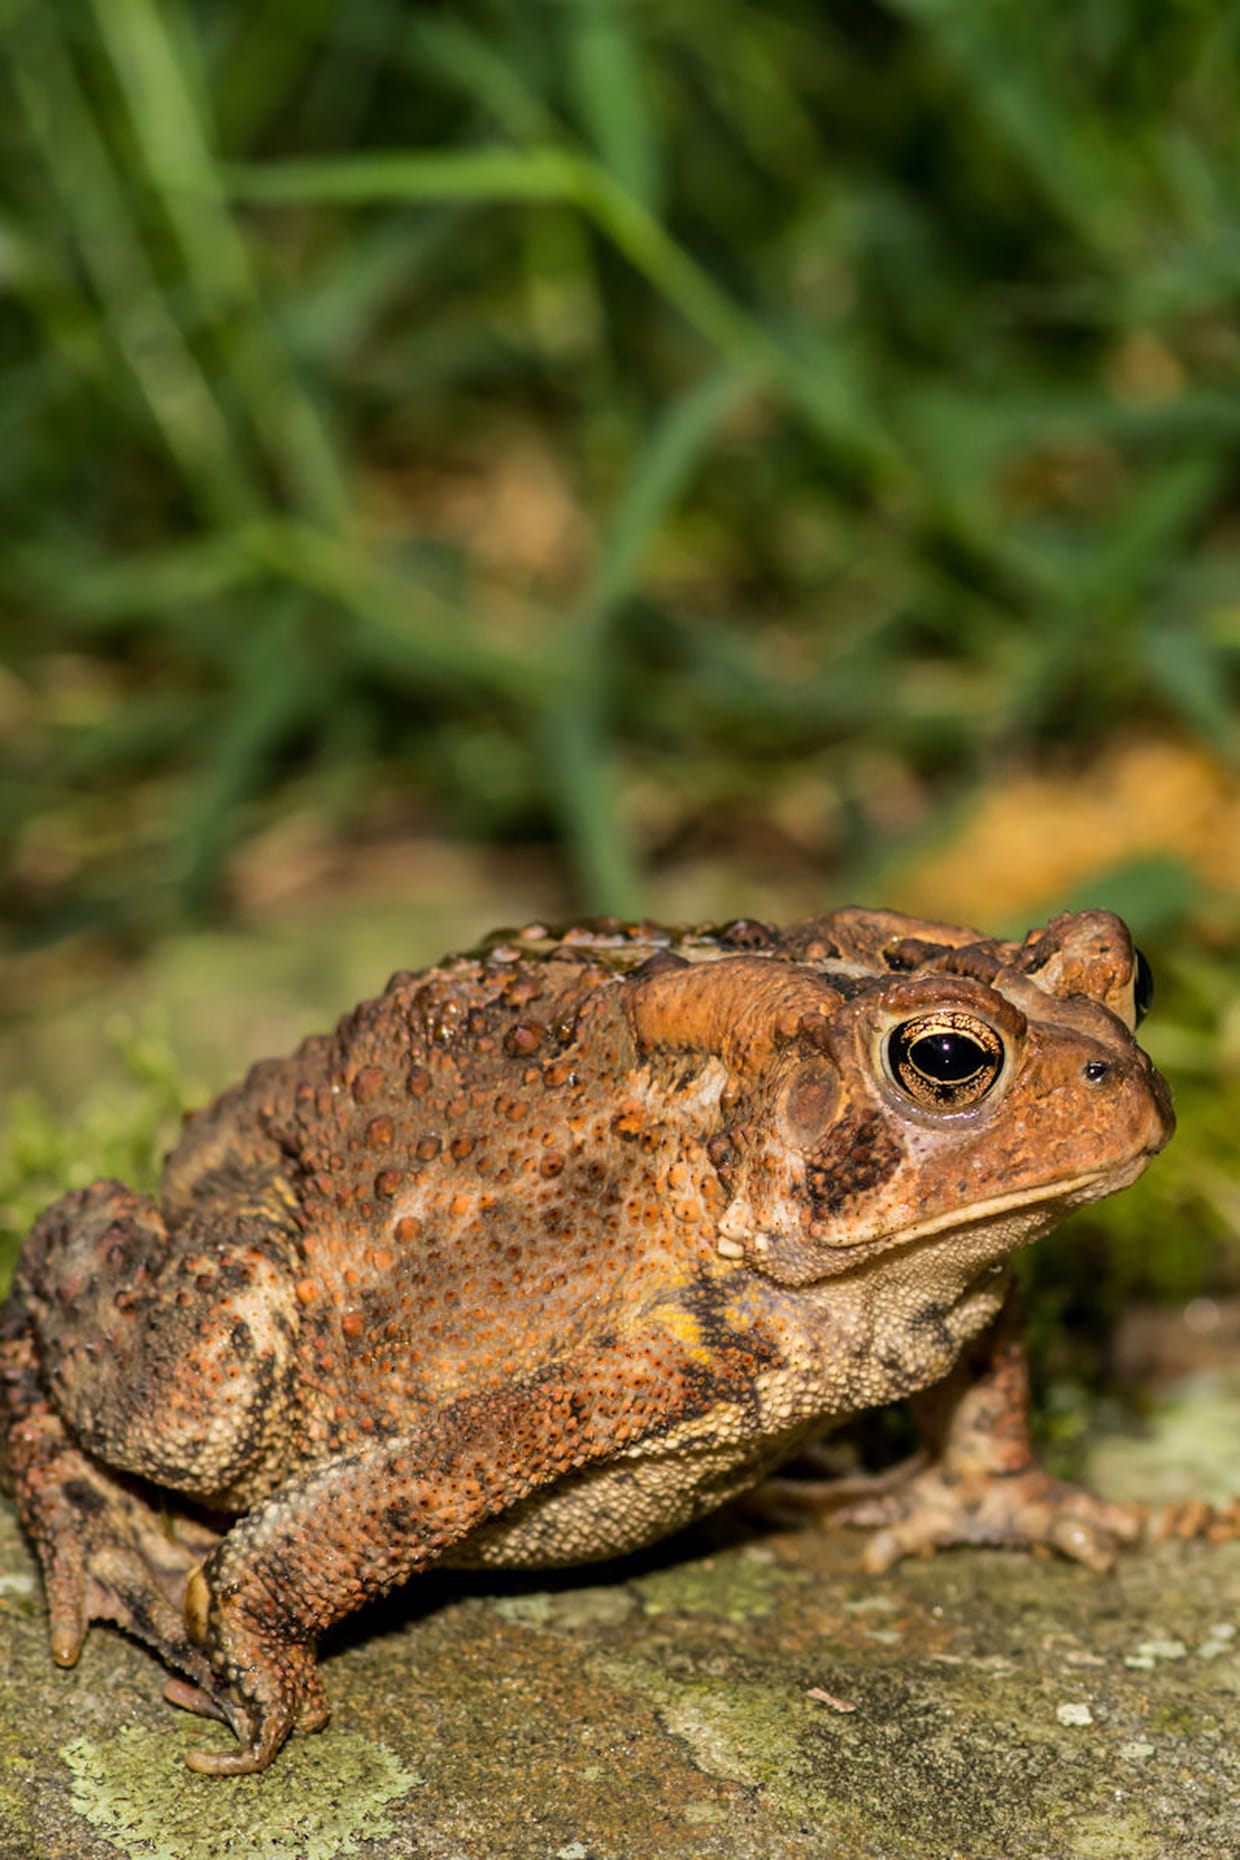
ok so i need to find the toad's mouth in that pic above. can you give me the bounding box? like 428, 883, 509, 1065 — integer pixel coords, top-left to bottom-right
778, 1159, 1147, 1280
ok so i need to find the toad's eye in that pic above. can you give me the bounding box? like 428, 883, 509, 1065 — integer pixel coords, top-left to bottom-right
885, 1013, 1005, 1110
1133, 948, 1154, 1027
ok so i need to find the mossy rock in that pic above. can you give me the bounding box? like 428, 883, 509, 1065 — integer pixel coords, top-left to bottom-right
4, 1454, 1240, 1860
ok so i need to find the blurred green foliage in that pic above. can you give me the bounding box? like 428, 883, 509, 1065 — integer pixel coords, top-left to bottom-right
1, 0, 1239, 946
0, 1012, 188, 1269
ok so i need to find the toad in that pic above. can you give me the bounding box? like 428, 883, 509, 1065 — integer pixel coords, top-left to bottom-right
0, 907, 1172, 1773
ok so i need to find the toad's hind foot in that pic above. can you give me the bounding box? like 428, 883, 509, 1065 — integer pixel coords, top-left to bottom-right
5, 1397, 221, 1692
749, 1442, 931, 1531
164, 1677, 231, 1722
180, 1594, 331, 1778
165, 1665, 330, 1775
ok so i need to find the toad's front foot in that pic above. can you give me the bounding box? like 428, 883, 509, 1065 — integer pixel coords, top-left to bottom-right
756, 1447, 1142, 1571
827, 1456, 1141, 1573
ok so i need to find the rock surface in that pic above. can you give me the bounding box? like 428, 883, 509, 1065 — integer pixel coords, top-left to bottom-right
4, 1480, 1240, 1860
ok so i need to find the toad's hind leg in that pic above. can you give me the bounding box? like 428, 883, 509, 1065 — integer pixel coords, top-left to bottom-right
3, 1179, 299, 1711
13, 1180, 300, 1503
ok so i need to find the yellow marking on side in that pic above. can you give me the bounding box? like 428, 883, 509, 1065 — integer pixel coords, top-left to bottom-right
656, 1302, 705, 1354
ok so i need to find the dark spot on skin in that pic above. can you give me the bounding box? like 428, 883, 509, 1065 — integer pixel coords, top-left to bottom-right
61, 1478, 109, 1517
911, 1299, 948, 1328
706, 1132, 734, 1170
883, 938, 953, 971
795, 1014, 834, 1055
244, 1579, 314, 1645
230, 1320, 254, 1358
838, 973, 880, 1001
719, 920, 775, 950
908, 1301, 954, 1359
1017, 932, 1057, 975
122, 1586, 156, 1639
504, 1021, 547, 1057
806, 1111, 904, 1220
873, 1347, 940, 1400
629, 951, 690, 981
674, 1274, 781, 1417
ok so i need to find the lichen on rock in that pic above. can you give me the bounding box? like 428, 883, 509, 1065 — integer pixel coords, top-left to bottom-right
60, 1727, 421, 1860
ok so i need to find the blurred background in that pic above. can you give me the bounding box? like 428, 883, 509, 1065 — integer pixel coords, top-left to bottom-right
2, 0, 1240, 1460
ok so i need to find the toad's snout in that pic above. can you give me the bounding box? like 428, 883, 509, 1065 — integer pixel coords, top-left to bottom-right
1079, 1045, 1175, 1158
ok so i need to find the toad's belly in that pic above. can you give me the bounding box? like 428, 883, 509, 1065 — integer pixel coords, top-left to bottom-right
444, 1410, 827, 1570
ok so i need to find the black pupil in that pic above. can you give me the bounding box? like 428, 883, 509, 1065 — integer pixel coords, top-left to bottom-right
1134, 948, 1154, 1025
909, 1032, 985, 1083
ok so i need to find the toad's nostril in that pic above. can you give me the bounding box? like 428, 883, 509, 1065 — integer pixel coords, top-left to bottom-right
1083, 1060, 1111, 1084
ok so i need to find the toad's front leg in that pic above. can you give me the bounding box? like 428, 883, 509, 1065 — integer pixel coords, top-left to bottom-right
850, 1303, 1141, 1573
761, 1284, 1142, 1572
177, 1332, 712, 1775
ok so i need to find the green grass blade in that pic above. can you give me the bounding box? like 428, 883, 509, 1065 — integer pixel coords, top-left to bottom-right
29, 536, 263, 622
409, 16, 560, 145
887, 0, 1142, 261
250, 522, 550, 704
228, 145, 898, 486
171, 603, 321, 908
542, 367, 754, 916
1143, 625, 1239, 761
582, 369, 752, 630
91, 0, 351, 528
535, 700, 637, 918
1070, 452, 1225, 607
5, 12, 255, 524
211, 0, 342, 152
228, 145, 586, 205
563, 0, 664, 211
